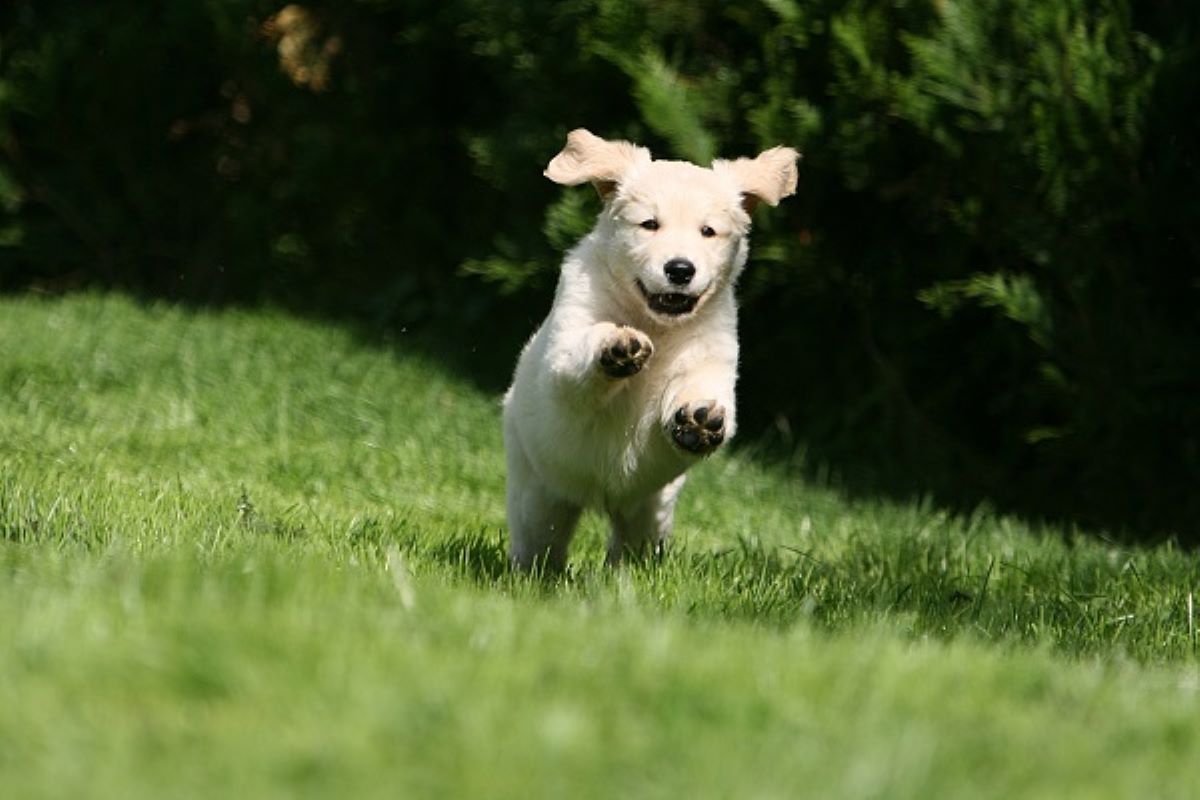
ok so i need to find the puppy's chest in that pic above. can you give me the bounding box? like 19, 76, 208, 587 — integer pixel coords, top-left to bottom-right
561, 359, 668, 440
578, 371, 663, 443
554, 382, 674, 500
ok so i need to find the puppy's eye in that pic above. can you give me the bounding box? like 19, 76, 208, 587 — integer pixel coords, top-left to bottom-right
639, 219, 660, 231
700, 225, 717, 238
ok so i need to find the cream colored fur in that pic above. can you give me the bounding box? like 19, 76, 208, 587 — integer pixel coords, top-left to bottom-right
504, 129, 799, 570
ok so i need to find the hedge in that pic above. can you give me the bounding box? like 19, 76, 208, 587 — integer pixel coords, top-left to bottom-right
1, 0, 1196, 536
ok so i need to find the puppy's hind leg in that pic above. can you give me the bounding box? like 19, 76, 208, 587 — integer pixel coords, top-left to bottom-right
606, 475, 686, 566
506, 445, 581, 574
508, 487, 581, 574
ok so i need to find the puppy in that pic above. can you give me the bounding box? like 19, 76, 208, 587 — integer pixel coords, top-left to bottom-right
503, 129, 799, 570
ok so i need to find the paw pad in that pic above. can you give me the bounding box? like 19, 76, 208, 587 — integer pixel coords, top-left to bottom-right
599, 326, 653, 378
670, 400, 726, 455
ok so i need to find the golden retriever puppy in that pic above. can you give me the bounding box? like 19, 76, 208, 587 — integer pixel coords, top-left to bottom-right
504, 129, 798, 570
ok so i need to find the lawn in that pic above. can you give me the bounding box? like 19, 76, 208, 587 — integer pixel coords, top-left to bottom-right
1, 293, 1197, 798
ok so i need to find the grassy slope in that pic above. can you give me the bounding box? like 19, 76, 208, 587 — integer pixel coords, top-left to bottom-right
1, 294, 1197, 798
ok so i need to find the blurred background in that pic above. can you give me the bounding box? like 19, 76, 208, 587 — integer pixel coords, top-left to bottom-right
0, 0, 1196, 539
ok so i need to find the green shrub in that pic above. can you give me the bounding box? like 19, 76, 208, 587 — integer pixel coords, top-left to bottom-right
1, 0, 1196, 534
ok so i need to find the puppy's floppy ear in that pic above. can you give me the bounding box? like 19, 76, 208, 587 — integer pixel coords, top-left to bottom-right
713, 146, 801, 213
544, 128, 651, 199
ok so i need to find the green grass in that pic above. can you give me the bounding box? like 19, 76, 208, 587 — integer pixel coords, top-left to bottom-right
2, 293, 1198, 799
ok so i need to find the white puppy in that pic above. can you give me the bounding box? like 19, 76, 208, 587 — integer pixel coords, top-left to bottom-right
503, 129, 799, 570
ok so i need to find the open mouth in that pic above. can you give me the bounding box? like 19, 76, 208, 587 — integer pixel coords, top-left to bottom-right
636, 280, 699, 316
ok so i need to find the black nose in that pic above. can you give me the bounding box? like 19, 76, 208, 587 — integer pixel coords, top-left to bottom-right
663, 258, 695, 286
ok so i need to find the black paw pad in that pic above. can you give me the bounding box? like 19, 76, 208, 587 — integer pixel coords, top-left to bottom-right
599, 327, 653, 378
670, 401, 727, 455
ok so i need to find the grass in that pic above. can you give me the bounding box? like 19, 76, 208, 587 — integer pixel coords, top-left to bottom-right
1, 293, 1198, 798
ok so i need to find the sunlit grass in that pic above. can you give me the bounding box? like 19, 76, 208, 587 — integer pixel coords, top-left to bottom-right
2, 294, 1198, 798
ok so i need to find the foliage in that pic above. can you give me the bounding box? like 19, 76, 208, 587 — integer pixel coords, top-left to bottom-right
0, 0, 1197, 534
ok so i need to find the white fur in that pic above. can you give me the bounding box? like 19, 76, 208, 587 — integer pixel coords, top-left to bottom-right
503, 129, 798, 570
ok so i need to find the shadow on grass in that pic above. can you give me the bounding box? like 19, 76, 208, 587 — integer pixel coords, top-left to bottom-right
422, 528, 512, 583
397, 528, 1200, 664
13, 283, 1195, 547
342, 289, 1198, 548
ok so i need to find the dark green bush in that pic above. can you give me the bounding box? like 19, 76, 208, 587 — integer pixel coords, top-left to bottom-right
1, 0, 1196, 535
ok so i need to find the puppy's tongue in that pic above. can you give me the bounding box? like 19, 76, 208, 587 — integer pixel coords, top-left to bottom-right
658, 293, 691, 308
647, 291, 697, 316
637, 279, 699, 316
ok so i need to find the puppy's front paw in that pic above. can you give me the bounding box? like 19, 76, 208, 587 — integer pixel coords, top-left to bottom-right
599, 326, 653, 378
669, 400, 726, 455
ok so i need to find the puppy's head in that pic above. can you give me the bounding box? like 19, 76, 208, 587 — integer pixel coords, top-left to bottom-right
545, 128, 799, 322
